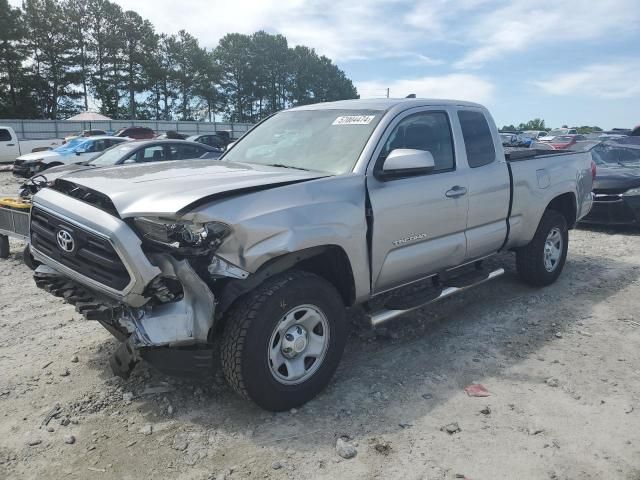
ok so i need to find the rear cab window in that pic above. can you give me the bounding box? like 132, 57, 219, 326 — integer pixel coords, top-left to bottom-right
458, 110, 496, 168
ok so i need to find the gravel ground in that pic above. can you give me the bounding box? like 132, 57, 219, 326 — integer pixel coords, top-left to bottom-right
1, 170, 639, 480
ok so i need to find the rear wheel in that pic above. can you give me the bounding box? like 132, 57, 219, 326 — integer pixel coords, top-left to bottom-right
221, 270, 347, 411
516, 209, 568, 286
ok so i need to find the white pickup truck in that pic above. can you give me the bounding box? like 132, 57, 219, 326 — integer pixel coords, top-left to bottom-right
0, 126, 63, 163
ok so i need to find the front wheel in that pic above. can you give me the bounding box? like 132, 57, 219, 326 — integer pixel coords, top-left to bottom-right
23, 244, 40, 270
516, 209, 568, 286
221, 270, 347, 411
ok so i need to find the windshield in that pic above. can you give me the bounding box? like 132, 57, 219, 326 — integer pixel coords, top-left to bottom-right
89, 143, 136, 166
222, 109, 383, 174
53, 138, 86, 152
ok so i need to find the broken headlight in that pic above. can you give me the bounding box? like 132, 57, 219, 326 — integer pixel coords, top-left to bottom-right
134, 217, 231, 249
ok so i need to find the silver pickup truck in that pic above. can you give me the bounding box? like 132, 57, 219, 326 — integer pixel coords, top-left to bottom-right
29, 99, 594, 411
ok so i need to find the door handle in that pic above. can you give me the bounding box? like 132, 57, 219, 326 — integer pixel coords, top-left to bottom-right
445, 186, 467, 198
6, 143, 15, 146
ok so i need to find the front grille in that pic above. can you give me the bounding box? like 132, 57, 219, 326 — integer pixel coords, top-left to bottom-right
30, 206, 131, 290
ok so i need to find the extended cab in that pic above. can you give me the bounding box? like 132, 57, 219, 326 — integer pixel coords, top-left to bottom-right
29, 99, 594, 411
0, 126, 63, 163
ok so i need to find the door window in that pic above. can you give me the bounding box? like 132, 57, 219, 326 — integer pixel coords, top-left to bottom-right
458, 110, 496, 168
177, 144, 208, 159
0, 129, 12, 142
379, 111, 455, 173
93, 140, 108, 151
123, 145, 165, 163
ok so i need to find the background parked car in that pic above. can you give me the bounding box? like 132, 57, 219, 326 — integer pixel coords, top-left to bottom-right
500, 132, 531, 147
0, 126, 63, 163
539, 128, 578, 142
186, 133, 227, 149
523, 130, 548, 141
549, 134, 586, 149
63, 129, 108, 144
12, 136, 128, 177
20, 139, 224, 192
156, 130, 188, 140
114, 126, 155, 139
581, 142, 640, 225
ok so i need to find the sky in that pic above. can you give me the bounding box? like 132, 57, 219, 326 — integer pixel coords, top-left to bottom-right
13, 0, 640, 129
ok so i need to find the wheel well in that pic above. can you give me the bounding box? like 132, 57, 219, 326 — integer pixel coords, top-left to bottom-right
546, 192, 577, 229
295, 246, 356, 306
215, 245, 356, 320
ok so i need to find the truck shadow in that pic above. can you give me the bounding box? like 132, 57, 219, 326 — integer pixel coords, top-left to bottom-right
577, 222, 640, 236
86, 249, 640, 453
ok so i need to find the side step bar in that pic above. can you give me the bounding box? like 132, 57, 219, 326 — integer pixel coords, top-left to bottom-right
368, 268, 505, 327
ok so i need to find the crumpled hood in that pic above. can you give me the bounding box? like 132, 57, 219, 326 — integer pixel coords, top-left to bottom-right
41, 162, 94, 180
593, 165, 640, 193
56, 159, 327, 217
17, 150, 64, 162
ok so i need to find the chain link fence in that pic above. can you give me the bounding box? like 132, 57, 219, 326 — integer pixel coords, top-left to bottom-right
0, 119, 253, 140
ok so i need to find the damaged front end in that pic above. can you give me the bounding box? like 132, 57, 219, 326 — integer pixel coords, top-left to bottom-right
30, 190, 249, 378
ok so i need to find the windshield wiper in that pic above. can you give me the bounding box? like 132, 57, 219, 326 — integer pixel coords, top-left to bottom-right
265, 163, 310, 171
618, 162, 640, 168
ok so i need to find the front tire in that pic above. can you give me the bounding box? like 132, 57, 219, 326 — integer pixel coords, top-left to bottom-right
23, 244, 40, 270
516, 209, 568, 286
221, 270, 347, 411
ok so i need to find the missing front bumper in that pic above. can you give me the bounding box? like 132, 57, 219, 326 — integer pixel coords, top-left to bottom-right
34, 254, 217, 378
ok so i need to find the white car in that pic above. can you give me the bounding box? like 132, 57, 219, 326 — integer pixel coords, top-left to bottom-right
539, 128, 578, 142
0, 126, 63, 163
12, 136, 129, 177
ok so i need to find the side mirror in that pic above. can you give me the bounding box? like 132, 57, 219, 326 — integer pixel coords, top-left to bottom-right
380, 149, 435, 178
75, 149, 86, 156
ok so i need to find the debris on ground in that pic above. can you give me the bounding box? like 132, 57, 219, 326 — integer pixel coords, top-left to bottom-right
335, 437, 357, 459
545, 377, 560, 387
441, 423, 461, 435
464, 384, 490, 397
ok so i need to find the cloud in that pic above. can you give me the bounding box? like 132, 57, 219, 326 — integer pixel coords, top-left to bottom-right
534, 62, 640, 99
101, 0, 419, 61
356, 74, 495, 103
454, 0, 640, 68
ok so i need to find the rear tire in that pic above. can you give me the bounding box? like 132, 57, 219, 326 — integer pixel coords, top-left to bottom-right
516, 209, 568, 286
221, 270, 347, 411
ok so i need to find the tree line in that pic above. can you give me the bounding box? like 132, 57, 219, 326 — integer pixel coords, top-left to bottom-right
500, 118, 603, 134
0, 0, 358, 121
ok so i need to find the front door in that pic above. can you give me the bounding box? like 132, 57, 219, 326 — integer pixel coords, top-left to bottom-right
367, 109, 469, 294
0, 128, 19, 163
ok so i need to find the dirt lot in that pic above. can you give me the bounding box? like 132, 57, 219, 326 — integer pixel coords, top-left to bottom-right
1, 170, 639, 480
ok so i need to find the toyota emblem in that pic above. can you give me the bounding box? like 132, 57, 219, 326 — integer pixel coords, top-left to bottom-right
56, 229, 75, 253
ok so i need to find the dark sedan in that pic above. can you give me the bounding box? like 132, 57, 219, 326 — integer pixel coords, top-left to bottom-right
581, 142, 640, 225
19, 140, 223, 196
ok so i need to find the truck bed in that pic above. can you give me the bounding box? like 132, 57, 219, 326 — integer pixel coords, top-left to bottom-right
504, 147, 575, 161
504, 147, 594, 250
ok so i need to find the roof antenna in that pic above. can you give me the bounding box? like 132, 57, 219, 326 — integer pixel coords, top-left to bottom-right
405, 94, 416, 98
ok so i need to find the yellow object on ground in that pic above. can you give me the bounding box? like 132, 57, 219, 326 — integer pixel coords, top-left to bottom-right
0, 197, 31, 210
